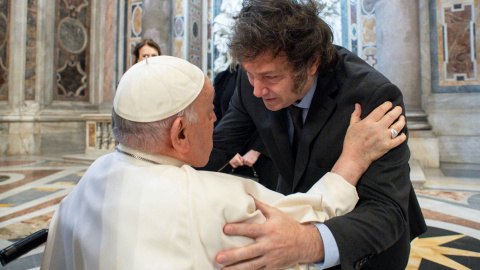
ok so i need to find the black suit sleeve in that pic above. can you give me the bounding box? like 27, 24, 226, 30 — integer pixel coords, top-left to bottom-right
323, 83, 414, 269
245, 132, 267, 155
202, 76, 258, 171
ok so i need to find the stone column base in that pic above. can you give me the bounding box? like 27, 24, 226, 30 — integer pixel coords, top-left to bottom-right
408, 130, 440, 169
409, 159, 426, 189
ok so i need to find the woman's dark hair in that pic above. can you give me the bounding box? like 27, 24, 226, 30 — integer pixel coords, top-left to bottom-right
133, 39, 162, 62
229, 0, 338, 92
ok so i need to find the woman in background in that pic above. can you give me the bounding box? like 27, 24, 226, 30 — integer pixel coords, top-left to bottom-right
133, 39, 162, 63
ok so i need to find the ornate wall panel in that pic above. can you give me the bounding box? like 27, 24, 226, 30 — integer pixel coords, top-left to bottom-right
25, 0, 37, 101
188, 0, 202, 68
174, 0, 186, 60
430, 0, 480, 93
54, 0, 90, 101
341, 0, 377, 68
0, 0, 10, 101
206, 0, 213, 78
173, 0, 212, 74
125, 0, 142, 69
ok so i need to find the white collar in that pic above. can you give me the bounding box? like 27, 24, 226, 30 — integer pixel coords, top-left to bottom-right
116, 144, 187, 167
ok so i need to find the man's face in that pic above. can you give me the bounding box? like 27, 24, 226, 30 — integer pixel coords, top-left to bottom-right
188, 77, 217, 167
242, 51, 318, 111
137, 45, 159, 62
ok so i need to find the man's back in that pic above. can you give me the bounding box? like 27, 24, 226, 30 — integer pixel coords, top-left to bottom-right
42, 153, 195, 269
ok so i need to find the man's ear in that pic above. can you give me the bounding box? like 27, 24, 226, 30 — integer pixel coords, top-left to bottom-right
308, 56, 321, 76
170, 117, 190, 154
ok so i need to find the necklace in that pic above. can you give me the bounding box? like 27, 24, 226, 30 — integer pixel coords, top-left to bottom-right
115, 147, 160, 165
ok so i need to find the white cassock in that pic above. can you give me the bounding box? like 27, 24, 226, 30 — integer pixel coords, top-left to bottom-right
41, 144, 358, 270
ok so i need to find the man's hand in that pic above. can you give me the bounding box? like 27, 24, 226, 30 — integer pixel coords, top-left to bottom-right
242, 150, 261, 167
216, 198, 324, 269
229, 153, 245, 168
332, 101, 406, 186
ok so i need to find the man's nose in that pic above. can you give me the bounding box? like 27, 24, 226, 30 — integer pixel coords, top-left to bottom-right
252, 80, 267, 97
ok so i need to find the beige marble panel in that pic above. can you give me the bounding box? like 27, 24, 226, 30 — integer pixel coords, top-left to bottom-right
40, 129, 85, 155
429, 113, 480, 136
8, 122, 40, 134
7, 133, 40, 155
409, 136, 440, 168
440, 136, 480, 163
39, 122, 84, 134
102, 0, 115, 104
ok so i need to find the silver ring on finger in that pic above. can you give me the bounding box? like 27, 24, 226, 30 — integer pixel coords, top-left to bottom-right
390, 128, 398, 139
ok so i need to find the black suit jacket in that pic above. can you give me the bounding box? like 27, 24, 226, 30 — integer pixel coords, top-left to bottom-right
204, 46, 426, 270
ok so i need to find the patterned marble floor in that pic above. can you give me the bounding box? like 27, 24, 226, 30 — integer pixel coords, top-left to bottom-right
0, 156, 479, 270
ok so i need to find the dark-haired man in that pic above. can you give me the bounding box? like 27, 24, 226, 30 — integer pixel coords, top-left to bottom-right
204, 0, 427, 269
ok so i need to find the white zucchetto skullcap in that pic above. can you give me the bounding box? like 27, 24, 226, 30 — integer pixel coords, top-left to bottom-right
114, 55, 205, 122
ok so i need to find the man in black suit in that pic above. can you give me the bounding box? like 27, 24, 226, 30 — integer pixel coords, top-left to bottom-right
204, 0, 427, 269
213, 65, 279, 188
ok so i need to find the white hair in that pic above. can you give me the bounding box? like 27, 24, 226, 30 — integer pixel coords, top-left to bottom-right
112, 102, 198, 153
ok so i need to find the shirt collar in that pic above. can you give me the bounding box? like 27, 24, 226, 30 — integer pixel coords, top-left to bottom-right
117, 144, 187, 167
293, 76, 318, 110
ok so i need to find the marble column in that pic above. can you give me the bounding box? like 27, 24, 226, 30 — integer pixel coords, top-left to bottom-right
9, 0, 28, 110
376, 0, 438, 177
142, 0, 172, 55
375, 0, 431, 131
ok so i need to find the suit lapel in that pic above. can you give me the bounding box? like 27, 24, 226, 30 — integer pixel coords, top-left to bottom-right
292, 74, 338, 190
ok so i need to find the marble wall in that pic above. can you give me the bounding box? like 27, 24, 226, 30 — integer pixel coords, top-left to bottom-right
1, 0, 479, 165
420, 0, 480, 164
54, 0, 90, 102
0, 0, 124, 156
339, 0, 480, 165
341, 0, 378, 68
103, 0, 116, 105
0, 0, 9, 102
430, 0, 480, 93
142, 0, 172, 58
173, 0, 186, 59
173, 0, 214, 78
125, 0, 143, 69
0, 0, 215, 157
25, 0, 36, 101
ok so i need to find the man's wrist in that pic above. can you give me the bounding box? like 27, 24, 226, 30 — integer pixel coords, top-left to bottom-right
299, 224, 325, 263
331, 153, 368, 186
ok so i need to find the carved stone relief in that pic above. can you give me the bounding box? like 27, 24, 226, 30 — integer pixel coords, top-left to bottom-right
25, 0, 37, 101
0, 0, 9, 101
54, 0, 90, 101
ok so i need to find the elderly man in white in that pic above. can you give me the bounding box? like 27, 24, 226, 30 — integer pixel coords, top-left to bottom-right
41, 56, 406, 270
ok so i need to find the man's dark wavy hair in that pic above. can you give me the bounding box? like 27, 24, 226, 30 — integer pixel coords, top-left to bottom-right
229, 0, 338, 93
